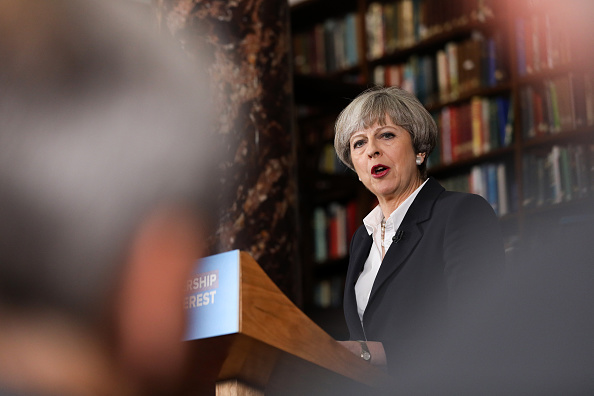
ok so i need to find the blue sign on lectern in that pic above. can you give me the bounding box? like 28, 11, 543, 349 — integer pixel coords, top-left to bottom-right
183, 250, 240, 341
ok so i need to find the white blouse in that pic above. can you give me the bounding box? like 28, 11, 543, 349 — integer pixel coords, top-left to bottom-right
354, 179, 428, 321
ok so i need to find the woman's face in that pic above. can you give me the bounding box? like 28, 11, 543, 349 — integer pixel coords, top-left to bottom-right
349, 120, 423, 204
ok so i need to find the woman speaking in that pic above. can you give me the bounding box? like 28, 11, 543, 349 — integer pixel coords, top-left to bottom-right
335, 86, 505, 371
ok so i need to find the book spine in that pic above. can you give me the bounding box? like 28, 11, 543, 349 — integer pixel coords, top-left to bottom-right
344, 13, 358, 67
335, 204, 347, 258
524, 16, 534, 74
366, 2, 384, 60
515, 18, 526, 76
571, 73, 587, 128
440, 106, 452, 164
481, 98, 491, 153
559, 146, 573, 202
471, 96, 483, 156
373, 65, 385, 86
486, 164, 499, 214
466, 36, 483, 92
547, 80, 561, 133
313, 200, 358, 264
502, 96, 514, 147
488, 99, 499, 150
450, 105, 461, 161
531, 15, 541, 73
458, 103, 474, 160
436, 49, 449, 103
401, 0, 415, 48
446, 42, 459, 99
313, 207, 328, 263
585, 73, 594, 126
323, 19, 336, 72
549, 145, 562, 204
384, 3, 396, 53
497, 163, 509, 216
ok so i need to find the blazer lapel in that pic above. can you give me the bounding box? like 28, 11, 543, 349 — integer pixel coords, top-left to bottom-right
346, 226, 372, 287
367, 178, 445, 305
344, 226, 372, 339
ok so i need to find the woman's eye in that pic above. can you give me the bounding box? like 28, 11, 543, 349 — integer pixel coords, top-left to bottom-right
352, 140, 364, 149
380, 132, 395, 139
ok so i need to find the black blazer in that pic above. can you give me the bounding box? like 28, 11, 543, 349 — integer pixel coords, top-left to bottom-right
344, 178, 505, 366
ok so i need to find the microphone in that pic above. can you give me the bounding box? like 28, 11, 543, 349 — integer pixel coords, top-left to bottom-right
393, 230, 404, 243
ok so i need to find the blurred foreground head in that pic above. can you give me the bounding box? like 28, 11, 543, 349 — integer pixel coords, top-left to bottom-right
0, 0, 217, 394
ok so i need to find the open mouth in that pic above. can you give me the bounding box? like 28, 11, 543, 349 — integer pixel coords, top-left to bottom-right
371, 164, 390, 177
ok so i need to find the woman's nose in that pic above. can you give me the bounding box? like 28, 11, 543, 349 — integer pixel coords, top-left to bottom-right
366, 141, 380, 158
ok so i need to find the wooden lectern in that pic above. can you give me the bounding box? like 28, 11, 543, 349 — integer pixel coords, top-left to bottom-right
181, 251, 389, 396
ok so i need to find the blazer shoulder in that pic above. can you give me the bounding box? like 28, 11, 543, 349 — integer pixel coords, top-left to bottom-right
350, 223, 369, 247
438, 190, 497, 215
352, 223, 367, 238
434, 191, 501, 241
349, 223, 371, 256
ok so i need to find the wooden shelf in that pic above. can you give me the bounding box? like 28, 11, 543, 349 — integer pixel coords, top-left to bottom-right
370, 19, 501, 66
523, 196, 594, 218
299, 173, 359, 198
428, 145, 515, 177
293, 74, 367, 108
290, 0, 359, 32
521, 127, 594, 148
425, 82, 513, 112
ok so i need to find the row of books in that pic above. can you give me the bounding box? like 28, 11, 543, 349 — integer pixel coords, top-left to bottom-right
433, 95, 513, 165
520, 72, 594, 138
372, 33, 507, 106
515, 14, 572, 77
293, 12, 359, 75
523, 144, 593, 208
366, 0, 496, 60
313, 276, 344, 309
313, 201, 358, 263
318, 143, 349, 174
439, 161, 516, 217
298, 119, 339, 172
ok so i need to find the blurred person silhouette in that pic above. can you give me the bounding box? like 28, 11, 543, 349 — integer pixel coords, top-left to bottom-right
0, 1, 217, 395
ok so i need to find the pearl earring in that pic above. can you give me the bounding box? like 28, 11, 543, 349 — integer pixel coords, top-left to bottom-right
416, 156, 422, 165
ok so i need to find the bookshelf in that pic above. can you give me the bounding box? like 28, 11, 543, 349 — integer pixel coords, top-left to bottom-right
291, 0, 594, 338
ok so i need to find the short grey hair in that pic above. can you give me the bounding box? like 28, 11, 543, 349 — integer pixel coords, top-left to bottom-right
334, 86, 438, 177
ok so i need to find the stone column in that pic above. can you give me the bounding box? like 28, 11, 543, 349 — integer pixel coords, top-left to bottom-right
154, 0, 300, 303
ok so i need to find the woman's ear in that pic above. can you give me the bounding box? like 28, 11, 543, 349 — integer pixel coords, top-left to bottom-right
416, 152, 427, 164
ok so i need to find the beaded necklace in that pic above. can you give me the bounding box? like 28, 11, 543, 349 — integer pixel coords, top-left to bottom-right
380, 218, 386, 259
